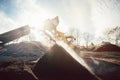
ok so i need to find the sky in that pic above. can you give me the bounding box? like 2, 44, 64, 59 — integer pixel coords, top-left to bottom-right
0, 0, 120, 39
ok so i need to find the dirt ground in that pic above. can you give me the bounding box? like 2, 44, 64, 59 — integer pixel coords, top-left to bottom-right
0, 41, 120, 80
79, 51, 120, 80
79, 51, 120, 65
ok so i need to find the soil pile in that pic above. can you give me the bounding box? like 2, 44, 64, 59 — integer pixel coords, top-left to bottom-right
94, 43, 120, 52
0, 41, 46, 80
0, 41, 46, 62
34, 44, 98, 80
0, 61, 38, 80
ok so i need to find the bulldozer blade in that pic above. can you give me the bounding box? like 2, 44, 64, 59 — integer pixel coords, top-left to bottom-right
0, 25, 30, 44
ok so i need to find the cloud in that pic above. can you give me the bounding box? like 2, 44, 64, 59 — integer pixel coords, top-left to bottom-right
0, 0, 56, 32
91, 0, 120, 36
0, 11, 17, 34
0, 0, 120, 39
16, 0, 59, 29
36, 0, 94, 32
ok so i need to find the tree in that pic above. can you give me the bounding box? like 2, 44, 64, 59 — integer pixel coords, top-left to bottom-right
68, 27, 75, 36
104, 26, 120, 45
68, 27, 81, 45
74, 29, 81, 45
82, 32, 93, 48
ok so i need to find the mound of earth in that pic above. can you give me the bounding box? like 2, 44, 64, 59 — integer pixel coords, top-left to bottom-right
0, 61, 38, 80
33, 44, 98, 80
0, 41, 46, 62
0, 41, 47, 80
94, 43, 120, 52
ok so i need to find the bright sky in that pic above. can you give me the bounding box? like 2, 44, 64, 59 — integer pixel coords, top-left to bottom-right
0, 0, 120, 39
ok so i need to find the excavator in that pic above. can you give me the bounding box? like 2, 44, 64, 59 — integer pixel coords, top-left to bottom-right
0, 16, 77, 51
43, 16, 77, 50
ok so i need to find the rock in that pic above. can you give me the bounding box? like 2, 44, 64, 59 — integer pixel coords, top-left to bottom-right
34, 44, 98, 80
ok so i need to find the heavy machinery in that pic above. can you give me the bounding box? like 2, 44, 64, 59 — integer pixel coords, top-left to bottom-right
43, 16, 77, 50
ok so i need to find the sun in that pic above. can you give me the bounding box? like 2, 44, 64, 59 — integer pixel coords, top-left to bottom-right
17, 10, 56, 42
